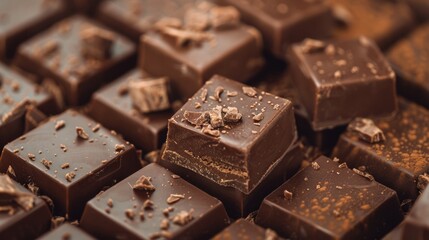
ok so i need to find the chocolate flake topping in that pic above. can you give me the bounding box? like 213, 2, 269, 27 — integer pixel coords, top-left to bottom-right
1, 99, 32, 124
107, 198, 113, 208
210, 6, 240, 29
115, 144, 126, 153
159, 26, 213, 47
213, 86, 224, 102
55, 120, 65, 130
65, 172, 76, 182
128, 78, 170, 114
283, 190, 293, 200
76, 127, 89, 140
301, 38, 326, 53
242, 86, 257, 97
252, 112, 264, 122
200, 88, 208, 101
208, 106, 224, 128
80, 27, 114, 60
202, 125, 220, 137
143, 199, 154, 210
125, 209, 135, 220
348, 118, 385, 143
41, 159, 52, 169
36, 40, 59, 59
311, 161, 320, 170
160, 219, 170, 230
28, 153, 36, 161
166, 194, 185, 204
0, 175, 35, 212
223, 107, 242, 123
132, 175, 155, 191
184, 111, 209, 127
172, 210, 194, 226
226, 90, 238, 97
417, 173, 429, 192
61, 163, 69, 169
352, 168, 374, 181
92, 124, 100, 132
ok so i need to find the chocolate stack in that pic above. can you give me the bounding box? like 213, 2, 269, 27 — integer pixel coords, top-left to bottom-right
0, 0, 428, 239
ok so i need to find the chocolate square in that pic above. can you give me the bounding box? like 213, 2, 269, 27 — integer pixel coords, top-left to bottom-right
15, 16, 136, 106
288, 37, 397, 131
88, 69, 173, 153
216, 0, 335, 58
38, 223, 95, 240
387, 24, 429, 109
80, 163, 229, 239
0, 110, 141, 219
0, 63, 57, 149
212, 219, 284, 240
162, 75, 297, 194
0, 0, 68, 60
256, 156, 403, 239
333, 99, 429, 200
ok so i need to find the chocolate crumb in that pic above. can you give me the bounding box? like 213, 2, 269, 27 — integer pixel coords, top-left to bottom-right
60, 144, 67, 152
348, 118, 385, 143
160, 219, 170, 230
92, 124, 100, 132
107, 198, 113, 208
242, 86, 257, 97
51, 216, 65, 229
417, 173, 429, 192
173, 210, 194, 226
171, 174, 180, 179
252, 112, 264, 122
65, 172, 76, 182
208, 106, 224, 128
226, 91, 238, 97
61, 163, 70, 169
115, 144, 126, 153
352, 168, 374, 181
133, 175, 155, 191
202, 125, 220, 137
311, 161, 320, 170
7, 166, 16, 178
265, 229, 279, 240
184, 111, 209, 127
41, 159, 52, 169
283, 190, 293, 200
301, 38, 326, 53
139, 211, 145, 221
223, 107, 242, 123
338, 162, 347, 168
143, 200, 154, 210
166, 194, 185, 204
200, 88, 208, 101
213, 86, 224, 102
75, 127, 89, 140
55, 120, 65, 130
125, 209, 135, 220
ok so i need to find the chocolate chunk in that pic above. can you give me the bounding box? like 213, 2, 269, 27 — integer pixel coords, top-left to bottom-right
0, 175, 34, 211
65, 172, 76, 182
347, 118, 385, 143
172, 210, 194, 226
208, 105, 224, 128
166, 194, 185, 204
80, 26, 114, 60
1, 99, 32, 124
242, 86, 257, 97
76, 127, 89, 140
128, 77, 170, 113
55, 120, 65, 131
184, 111, 209, 127
252, 112, 264, 122
132, 175, 155, 191
38, 223, 96, 240
301, 38, 326, 53
283, 190, 292, 201
223, 107, 242, 123
210, 6, 240, 29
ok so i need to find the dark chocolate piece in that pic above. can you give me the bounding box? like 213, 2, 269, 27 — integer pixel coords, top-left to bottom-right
37, 223, 95, 240
140, 2, 264, 100
0, 110, 141, 219
328, 0, 415, 49
256, 156, 403, 239
216, 0, 335, 58
88, 69, 173, 153
289, 37, 397, 131
387, 23, 429, 109
162, 75, 297, 193
407, 0, 429, 22
128, 77, 171, 113
0, 63, 57, 149
160, 143, 303, 218
80, 163, 229, 239
15, 16, 136, 106
212, 218, 284, 240
0, 0, 68, 60
0, 174, 52, 239
333, 99, 429, 200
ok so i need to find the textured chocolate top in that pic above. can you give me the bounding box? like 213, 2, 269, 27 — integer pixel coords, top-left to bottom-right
38, 223, 95, 240
212, 219, 283, 240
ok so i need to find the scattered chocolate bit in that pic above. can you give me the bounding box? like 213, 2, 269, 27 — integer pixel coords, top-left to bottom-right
171, 174, 180, 179
160, 219, 170, 230
51, 216, 65, 229
143, 199, 154, 210
92, 124, 100, 132
213, 86, 224, 102
208, 106, 224, 128
334, 70, 342, 79
283, 190, 293, 200
301, 38, 326, 53
166, 194, 185, 204
107, 198, 113, 208
80, 27, 114, 60
61, 163, 70, 169
7, 165, 16, 178
200, 88, 208, 101
60, 144, 68, 152
352, 168, 374, 181
223, 107, 242, 123
54, 120, 65, 131
75, 127, 89, 140
125, 209, 135, 220
115, 144, 126, 153
242, 86, 257, 97
65, 172, 76, 182
27, 182, 39, 195
139, 211, 145, 221
159, 26, 213, 47
338, 162, 348, 168
36, 40, 59, 59
417, 173, 429, 191
311, 161, 320, 170
265, 228, 279, 240
1, 99, 32, 124
41, 159, 52, 169
0, 175, 35, 211
184, 111, 209, 127
128, 78, 170, 114
348, 118, 386, 143
132, 175, 155, 191
202, 125, 221, 137
226, 90, 238, 97
210, 6, 240, 29
172, 210, 194, 226
252, 112, 264, 122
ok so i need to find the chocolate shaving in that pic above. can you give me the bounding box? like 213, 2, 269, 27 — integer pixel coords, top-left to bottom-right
133, 175, 155, 191
213, 86, 224, 102
143, 199, 154, 210
200, 88, 208, 101
283, 190, 293, 200
160, 219, 170, 230
76, 127, 89, 140
0, 175, 35, 212
417, 173, 429, 192
28, 153, 36, 161
223, 107, 242, 123
36, 40, 59, 59
159, 26, 213, 47
1, 99, 32, 124
115, 144, 126, 153
80, 27, 114, 60
210, 6, 240, 29
242, 86, 257, 97
252, 112, 264, 122
166, 194, 185, 204
208, 106, 224, 128
60, 144, 67, 152
348, 118, 385, 143
301, 38, 326, 53
184, 111, 209, 127
352, 168, 374, 181
92, 124, 100, 133
125, 209, 135, 220
65, 172, 76, 182
226, 91, 238, 97
41, 159, 52, 169
55, 120, 65, 131
172, 210, 194, 226
128, 78, 170, 114
202, 125, 220, 137
311, 161, 320, 170
61, 163, 69, 169
7, 166, 16, 178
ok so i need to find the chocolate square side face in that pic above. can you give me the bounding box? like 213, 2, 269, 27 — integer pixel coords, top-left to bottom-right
0, 176, 52, 240
332, 99, 429, 200
0, 110, 141, 219
387, 24, 429, 109
80, 163, 229, 239
0, 0, 68, 60
216, 0, 334, 58
328, 0, 415, 49
256, 156, 403, 240
212, 219, 284, 240
88, 69, 173, 153
162, 75, 297, 193
402, 187, 429, 238
0, 63, 57, 149
38, 223, 95, 240
15, 16, 136, 106
289, 38, 397, 131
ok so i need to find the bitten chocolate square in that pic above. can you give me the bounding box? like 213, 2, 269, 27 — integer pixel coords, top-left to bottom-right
162, 75, 297, 193
288, 37, 397, 130
15, 16, 136, 106
0, 110, 141, 219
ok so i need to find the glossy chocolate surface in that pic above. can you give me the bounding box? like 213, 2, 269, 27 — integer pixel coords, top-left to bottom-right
333, 99, 429, 200
256, 156, 403, 240
289, 37, 397, 131
328, 0, 415, 49
0, 63, 56, 149
0, 0, 67, 60
15, 16, 136, 106
81, 163, 230, 239
162, 75, 297, 193
212, 218, 284, 240
0, 110, 141, 219
388, 24, 429, 109
216, 0, 334, 58
88, 69, 173, 153
37, 223, 95, 240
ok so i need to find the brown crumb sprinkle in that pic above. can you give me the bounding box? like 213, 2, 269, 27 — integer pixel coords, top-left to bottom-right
173, 210, 194, 226
311, 161, 320, 170
115, 144, 125, 153
133, 175, 155, 191
76, 127, 89, 140
92, 124, 100, 132
41, 159, 52, 169
160, 219, 169, 230
125, 209, 135, 220
242, 86, 257, 97
283, 190, 293, 200
166, 194, 185, 204
61, 163, 70, 169
28, 153, 36, 161
107, 198, 113, 208
55, 120, 65, 130
65, 172, 76, 182
143, 200, 154, 210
